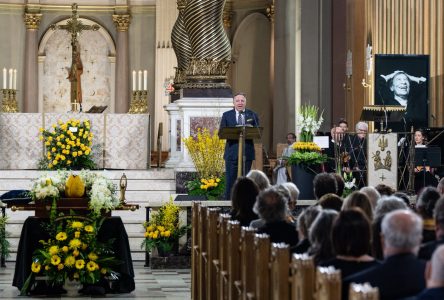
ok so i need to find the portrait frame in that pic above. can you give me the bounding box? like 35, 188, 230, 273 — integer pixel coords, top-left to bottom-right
374, 54, 429, 131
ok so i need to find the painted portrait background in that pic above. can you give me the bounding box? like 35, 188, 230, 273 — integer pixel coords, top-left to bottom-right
374, 54, 429, 131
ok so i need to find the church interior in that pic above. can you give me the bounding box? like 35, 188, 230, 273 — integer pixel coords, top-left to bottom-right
1, 0, 444, 299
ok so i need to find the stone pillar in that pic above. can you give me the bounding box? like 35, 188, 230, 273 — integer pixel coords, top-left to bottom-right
112, 14, 131, 113
23, 10, 42, 112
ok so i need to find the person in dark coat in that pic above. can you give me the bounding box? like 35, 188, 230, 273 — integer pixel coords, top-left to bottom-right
419, 197, 444, 260
219, 92, 260, 199
343, 210, 426, 300
417, 245, 444, 300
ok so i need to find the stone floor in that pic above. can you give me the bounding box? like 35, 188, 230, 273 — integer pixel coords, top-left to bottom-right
0, 261, 191, 299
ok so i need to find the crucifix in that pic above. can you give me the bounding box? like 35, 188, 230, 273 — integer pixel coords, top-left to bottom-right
50, 3, 99, 112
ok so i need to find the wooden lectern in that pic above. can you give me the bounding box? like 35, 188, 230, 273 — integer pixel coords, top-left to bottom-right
219, 126, 263, 177
360, 105, 406, 132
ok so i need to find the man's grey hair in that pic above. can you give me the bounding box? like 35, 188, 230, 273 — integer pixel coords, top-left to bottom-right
253, 186, 289, 223
374, 195, 408, 220
360, 186, 381, 209
355, 121, 368, 131
430, 245, 444, 282
297, 205, 322, 237
246, 169, 270, 191
381, 209, 423, 250
281, 182, 300, 202
233, 92, 247, 99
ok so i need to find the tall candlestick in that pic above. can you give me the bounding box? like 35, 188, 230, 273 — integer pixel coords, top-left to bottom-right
143, 70, 147, 91
2, 68, 6, 89
138, 70, 142, 91
8, 69, 12, 89
132, 70, 136, 91
13, 69, 17, 90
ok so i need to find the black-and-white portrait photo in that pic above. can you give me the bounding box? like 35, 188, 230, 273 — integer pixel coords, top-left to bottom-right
375, 54, 429, 131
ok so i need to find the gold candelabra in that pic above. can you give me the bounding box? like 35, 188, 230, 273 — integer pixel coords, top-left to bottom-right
128, 90, 148, 114
1, 89, 18, 113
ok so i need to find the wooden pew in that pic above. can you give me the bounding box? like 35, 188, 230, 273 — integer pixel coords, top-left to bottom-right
235, 227, 257, 300
348, 283, 379, 300
191, 202, 200, 300
270, 243, 290, 300
254, 233, 271, 300
214, 213, 231, 300
197, 205, 209, 300
315, 266, 341, 300
290, 253, 315, 300
206, 208, 221, 300
227, 220, 241, 300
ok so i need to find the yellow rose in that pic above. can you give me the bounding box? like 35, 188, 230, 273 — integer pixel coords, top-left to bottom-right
71, 221, 83, 229
48, 163, 53, 169
51, 147, 56, 152
45, 141, 50, 146
67, 160, 72, 165
74, 231, 80, 238
39, 127, 44, 132
101, 268, 107, 274
56, 232, 67, 241
51, 255, 61, 266
65, 256, 75, 267
69, 238, 82, 249
86, 261, 97, 272
31, 262, 41, 273
84, 225, 94, 233
85, 150, 90, 155
164, 230, 171, 237
78, 150, 83, 156
62, 246, 69, 253
39, 135, 44, 141
146, 225, 154, 232
57, 264, 64, 270
88, 252, 98, 261
72, 152, 78, 157
73, 249, 79, 257
45, 265, 50, 271
49, 245, 59, 255
53, 160, 58, 165
75, 259, 85, 270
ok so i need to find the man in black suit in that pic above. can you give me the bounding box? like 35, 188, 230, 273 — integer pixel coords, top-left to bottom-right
219, 92, 259, 199
417, 245, 444, 300
419, 198, 444, 260
343, 209, 426, 300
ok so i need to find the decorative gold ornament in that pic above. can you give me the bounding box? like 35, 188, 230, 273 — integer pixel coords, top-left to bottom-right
266, 2, 275, 22
24, 13, 42, 30
128, 91, 148, 114
185, 57, 231, 79
119, 173, 127, 205
1, 89, 19, 113
112, 14, 131, 32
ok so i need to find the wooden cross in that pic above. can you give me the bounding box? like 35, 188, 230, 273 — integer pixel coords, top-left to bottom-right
50, 3, 99, 112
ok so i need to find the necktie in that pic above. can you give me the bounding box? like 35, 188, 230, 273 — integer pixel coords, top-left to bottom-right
238, 112, 244, 125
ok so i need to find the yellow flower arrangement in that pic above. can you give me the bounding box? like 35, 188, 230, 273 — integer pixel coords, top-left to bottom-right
142, 199, 189, 256
38, 118, 96, 170
21, 218, 119, 295
183, 128, 226, 200
292, 141, 321, 152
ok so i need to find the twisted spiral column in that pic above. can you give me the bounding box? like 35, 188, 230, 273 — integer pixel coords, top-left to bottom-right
183, 0, 231, 88
171, 0, 192, 90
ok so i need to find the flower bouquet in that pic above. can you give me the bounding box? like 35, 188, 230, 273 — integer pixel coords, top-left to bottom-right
183, 128, 226, 200
288, 104, 327, 167
39, 118, 96, 170
21, 217, 119, 295
142, 199, 189, 256
342, 171, 357, 197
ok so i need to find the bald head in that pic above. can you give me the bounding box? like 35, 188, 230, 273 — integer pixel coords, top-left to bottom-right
381, 209, 423, 256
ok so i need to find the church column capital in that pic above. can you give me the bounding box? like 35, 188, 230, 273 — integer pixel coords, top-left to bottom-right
266, 2, 275, 23
113, 14, 131, 32
24, 13, 42, 30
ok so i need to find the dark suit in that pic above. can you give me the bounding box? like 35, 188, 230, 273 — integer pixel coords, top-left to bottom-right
418, 237, 444, 261
219, 108, 259, 199
257, 220, 298, 247
343, 253, 426, 300
416, 287, 444, 300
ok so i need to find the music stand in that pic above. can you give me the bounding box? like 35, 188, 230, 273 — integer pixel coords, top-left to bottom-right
219, 126, 263, 177
414, 146, 441, 189
360, 105, 406, 132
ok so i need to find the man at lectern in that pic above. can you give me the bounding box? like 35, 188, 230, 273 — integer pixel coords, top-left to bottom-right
219, 92, 260, 199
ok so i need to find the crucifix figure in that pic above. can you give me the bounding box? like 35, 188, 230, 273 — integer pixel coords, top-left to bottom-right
50, 3, 99, 112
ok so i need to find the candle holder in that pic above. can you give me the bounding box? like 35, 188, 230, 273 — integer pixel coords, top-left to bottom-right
1, 89, 18, 113
128, 90, 148, 114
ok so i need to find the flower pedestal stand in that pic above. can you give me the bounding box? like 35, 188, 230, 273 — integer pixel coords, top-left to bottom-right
291, 165, 318, 200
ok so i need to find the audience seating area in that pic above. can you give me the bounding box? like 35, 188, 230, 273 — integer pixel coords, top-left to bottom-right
191, 202, 379, 300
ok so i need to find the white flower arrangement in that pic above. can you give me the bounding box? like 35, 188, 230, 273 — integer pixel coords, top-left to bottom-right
296, 104, 324, 142
30, 170, 119, 214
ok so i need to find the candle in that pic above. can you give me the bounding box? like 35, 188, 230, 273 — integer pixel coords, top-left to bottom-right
138, 70, 142, 91
132, 70, 136, 91
13, 69, 17, 90
143, 70, 147, 91
8, 68, 12, 89
2, 68, 6, 89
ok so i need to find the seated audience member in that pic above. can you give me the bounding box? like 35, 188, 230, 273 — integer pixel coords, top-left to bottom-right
273, 132, 296, 185
313, 173, 338, 200
319, 209, 380, 278
438, 178, 444, 195
375, 184, 395, 197
308, 209, 339, 264
292, 205, 321, 254
342, 191, 373, 220
230, 177, 259, 227
372, 196, 409, 260
417, 245, 444, 300
360, 186, 381, 209
344, 210, 426, 300
246, 169, 270, 191
393, 191, 412, 208
281, 182, 300, 221
254, 187, 299, 247
318, 193, 343, 212
332, 173, 345, 197
417, 187, 441, 243
419, 197, 444, 260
